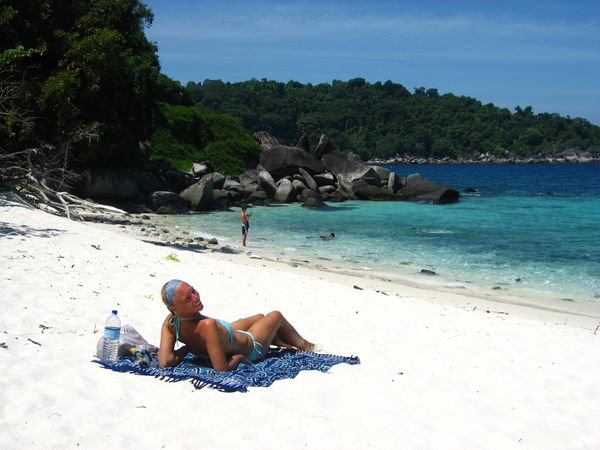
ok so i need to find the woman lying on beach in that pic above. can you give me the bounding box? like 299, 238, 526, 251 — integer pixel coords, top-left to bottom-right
158, 279, 316, 371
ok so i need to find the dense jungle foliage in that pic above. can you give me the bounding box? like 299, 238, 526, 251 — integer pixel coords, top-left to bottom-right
186, 78, 600, 161
0, 0, 259, 176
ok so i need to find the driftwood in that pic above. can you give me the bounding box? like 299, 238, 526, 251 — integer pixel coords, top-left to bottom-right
1, 69, 121, 220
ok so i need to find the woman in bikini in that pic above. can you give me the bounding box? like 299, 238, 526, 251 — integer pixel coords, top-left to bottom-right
158, 279, 316, 371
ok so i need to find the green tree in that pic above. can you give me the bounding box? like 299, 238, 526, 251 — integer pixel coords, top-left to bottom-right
1, 0, 163, 168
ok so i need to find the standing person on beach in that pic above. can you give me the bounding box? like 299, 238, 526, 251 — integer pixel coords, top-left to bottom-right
158, 279, 316, 371
240, 206, 251, 246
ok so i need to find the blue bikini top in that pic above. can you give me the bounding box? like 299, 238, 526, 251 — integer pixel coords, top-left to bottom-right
169, 314, 234, 343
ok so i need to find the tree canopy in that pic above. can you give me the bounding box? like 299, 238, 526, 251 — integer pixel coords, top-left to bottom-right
186, 78, 600, 161
0, 0, 260, 179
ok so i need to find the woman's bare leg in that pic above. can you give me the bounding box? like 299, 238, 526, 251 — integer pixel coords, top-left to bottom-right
231, 313, 295, 348
248, 311, 314, 351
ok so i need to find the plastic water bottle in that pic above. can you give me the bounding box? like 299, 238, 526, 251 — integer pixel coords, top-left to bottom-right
100, 310, 121, 363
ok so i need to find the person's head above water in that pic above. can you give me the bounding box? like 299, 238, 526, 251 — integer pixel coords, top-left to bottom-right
161, 279, 203, 315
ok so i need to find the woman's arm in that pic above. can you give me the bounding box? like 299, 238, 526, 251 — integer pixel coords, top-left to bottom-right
201, 319, 249, 371
158, 317, 189, 367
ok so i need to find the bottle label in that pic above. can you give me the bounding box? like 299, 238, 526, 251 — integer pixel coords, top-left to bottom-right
104, 326, 121, 340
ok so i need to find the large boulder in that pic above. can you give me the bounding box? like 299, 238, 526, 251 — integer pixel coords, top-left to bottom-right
322, 154, 381, 187
223, 178, 242, 190
78, 169, 139, 199
257, 169, 277, 197
259, 145, 325, 179
369, 165, 392, 184
292, 179, 307, 192
274, 179, 296, 203
162, 169, 197, 192
401, 173, 459, 204
296, 134, 311, 153
302, 196, 326, 208
239, 169, 258, 188
201, 172, 226, 189
314, 135, 333, 159
180, 177, 214, 211
249, 190, 269, 204
414, 187, 460, 204
351, 180, 405, 201
253, 131, 280, 150
191, 162, 210, 177
298, 167, 319, 192
146, 191, 189, 212
313, 172, 336, 186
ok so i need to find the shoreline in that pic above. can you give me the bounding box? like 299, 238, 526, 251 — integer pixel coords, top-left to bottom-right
83, 204, 600, 331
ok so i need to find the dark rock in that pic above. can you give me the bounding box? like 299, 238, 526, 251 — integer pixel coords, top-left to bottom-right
313, 172, 336, 186
351, 180, 404, 200
299, 189, 322, 202
223, 178, 242, 190
464, 187, 478, 193
420, 269, 437, 275
402, 173, 460, 204
146, 191, 189, 212
274, 179, 296, 203
156, 206, 178, 215
292, 179, 307, 192
370, 165, 392, 184
314, 135, 333, 159
415, 186, 459, 204
318, 185, 337, 195
322, 154, 381, 188
163, 169, 197, 192
299, 167, 319, 192
78, 169, 139, 199
296, 134, 311, 153
239, 169, 258, 188
302, 196, 326, 208
249, 190, 268, 202
192, 162, 210, 177
253, 131, 280, 150
180, 177, 214, 211
257, 169, 277, 197
202, 172, 226, 189
259, 145, 325, 179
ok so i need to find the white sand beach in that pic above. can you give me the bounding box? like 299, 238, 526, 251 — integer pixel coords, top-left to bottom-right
1, 195, 600, 449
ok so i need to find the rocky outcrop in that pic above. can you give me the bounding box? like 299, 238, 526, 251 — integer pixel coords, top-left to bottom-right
77, 132, 461, 214
146, 191, 189, 212
322, 154, 381, 187
259, 145, 325, 179
202, 172, 226, 189
296, 134, 311, 153
274, 178, 296, 203
78, 170, 140, 199
257, 168, 278, 197
180, 177, 214, 211
370, 148, 600, 165
298, 167, 319, 192
401, 173, 459, 204
314, 135, 333, 159
253, 131, 280, 150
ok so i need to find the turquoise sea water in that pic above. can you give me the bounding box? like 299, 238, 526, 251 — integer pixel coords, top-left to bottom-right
165, 164, 600, 305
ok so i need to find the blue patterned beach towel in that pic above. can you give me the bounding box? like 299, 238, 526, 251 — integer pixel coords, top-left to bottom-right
94, 348, 360, 392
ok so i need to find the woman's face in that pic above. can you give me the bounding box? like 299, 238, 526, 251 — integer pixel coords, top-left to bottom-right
171, 282, 203, 315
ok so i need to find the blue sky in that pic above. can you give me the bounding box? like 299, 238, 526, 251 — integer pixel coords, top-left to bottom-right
143, 0, 600, 125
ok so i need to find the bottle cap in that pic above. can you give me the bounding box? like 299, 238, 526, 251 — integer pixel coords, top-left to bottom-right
112, 310, 118, 314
